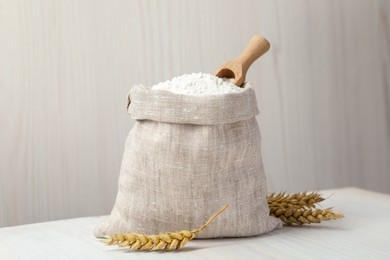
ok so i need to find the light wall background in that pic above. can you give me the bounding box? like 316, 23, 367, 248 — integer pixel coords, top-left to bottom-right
0, 0, 389, 227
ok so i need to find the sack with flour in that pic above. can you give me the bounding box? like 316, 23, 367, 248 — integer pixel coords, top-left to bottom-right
94, 74, 282, 238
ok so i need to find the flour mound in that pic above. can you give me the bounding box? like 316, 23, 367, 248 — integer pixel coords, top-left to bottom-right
151, 73, 244, 96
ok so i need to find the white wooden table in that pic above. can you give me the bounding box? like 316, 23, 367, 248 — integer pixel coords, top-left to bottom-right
1, 187, 389, 259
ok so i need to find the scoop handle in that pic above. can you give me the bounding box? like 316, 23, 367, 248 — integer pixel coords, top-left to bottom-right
234, 35, 270, 74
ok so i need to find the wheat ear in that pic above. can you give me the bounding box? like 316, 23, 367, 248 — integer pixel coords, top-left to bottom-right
104, 205, 228, 251
270, 206, 344, 225
267, 191, 324, 210
267, 192, 344, 225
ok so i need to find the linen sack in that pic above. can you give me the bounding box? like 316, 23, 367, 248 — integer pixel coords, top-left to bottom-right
94, 83, 282, 238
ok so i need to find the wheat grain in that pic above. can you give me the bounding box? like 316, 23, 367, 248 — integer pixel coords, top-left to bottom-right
104, 205, 228, 251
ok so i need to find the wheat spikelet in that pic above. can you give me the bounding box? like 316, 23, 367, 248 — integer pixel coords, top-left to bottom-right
104, 205, 228, 251
267, 191, 324, 210
270, 207, 344, 225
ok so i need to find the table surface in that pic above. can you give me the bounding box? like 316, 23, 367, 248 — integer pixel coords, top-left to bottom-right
1, 187, 390, 260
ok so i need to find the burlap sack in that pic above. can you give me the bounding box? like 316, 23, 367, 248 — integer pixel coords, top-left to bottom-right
94, 83, 282, 238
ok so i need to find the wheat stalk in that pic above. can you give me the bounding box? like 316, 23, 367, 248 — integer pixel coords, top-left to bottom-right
269, 206, 344, 225
104, 205, 228, 251
267, 191, 324, 210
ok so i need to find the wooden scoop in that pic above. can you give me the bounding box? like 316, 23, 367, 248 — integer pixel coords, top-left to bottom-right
214, 35, 270, 87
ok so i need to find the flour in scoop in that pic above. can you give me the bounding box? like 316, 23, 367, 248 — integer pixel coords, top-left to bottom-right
151, 73, 245, 96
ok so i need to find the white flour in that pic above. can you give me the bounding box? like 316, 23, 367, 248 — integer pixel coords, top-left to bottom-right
151, 73, 244, 96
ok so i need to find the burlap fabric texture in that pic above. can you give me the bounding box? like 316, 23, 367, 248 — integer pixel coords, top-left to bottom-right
94, 83, 282, 238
